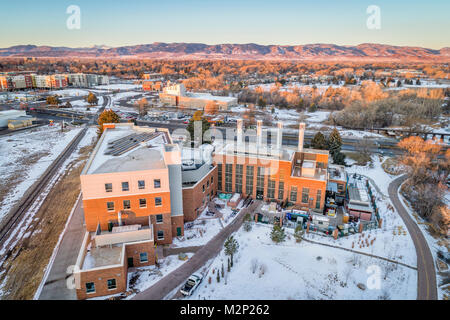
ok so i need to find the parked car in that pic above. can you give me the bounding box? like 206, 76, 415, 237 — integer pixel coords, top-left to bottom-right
180, 273, 203, 296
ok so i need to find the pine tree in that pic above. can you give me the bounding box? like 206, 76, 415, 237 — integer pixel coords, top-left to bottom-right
224, 236, 239, 258
221, 263, 224, 277
311, 132, 327, 150
328, 128, 343, 156
271, 224, 286, 243
216, 269, 220, 283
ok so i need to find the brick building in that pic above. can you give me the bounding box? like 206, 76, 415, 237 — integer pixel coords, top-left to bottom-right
75, 120, 345, 299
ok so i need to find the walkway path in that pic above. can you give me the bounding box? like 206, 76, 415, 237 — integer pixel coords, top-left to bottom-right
133, 201, 260, 300
388, 175, 437, 300
38, 195, 85, 300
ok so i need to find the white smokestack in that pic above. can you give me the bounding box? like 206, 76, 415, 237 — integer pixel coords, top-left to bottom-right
277, 121, 283, 149
298, 123, 306, 152
236, 119, 243, 146
118, 211, 123, 226
257, 120, 263, 146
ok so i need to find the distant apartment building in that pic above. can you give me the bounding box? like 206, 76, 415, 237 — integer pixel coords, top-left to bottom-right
159, 83, 237, 111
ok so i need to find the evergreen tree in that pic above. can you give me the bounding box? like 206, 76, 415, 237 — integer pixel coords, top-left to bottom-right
186, 111, 211, 146
328, 128, 343, 156
294, 225, 304, 243
270, 224, 286, 243
328, 128, 346, 164
216, 270, 220, 283
221, 263, 224, 277
311, 132, 327, 150
224, 236, 239, 258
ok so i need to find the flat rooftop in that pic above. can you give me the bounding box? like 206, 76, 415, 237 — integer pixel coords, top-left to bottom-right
83, 123, 171, 175
186, 92, 237, 103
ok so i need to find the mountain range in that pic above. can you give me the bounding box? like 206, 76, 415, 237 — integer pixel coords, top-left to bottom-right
0, 43, 449, 61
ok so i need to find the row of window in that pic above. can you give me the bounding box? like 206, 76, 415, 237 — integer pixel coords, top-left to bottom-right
218, 164, 322, 208
201, 175, 214, 193
105, 179, 161, 193
106, 198, 162, 211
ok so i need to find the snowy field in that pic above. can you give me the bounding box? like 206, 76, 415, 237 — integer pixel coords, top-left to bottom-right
60, 96, 103, 114
0, 125, 83, 223
186, 223, 416, 300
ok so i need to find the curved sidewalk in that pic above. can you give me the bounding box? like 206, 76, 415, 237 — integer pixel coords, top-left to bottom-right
388, 175, 437, 300
133, 201, 260, 300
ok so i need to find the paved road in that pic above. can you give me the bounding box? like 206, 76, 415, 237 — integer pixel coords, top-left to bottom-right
38, 195, 85, 300
388, 175, 437, 300
133, 201, 260, 300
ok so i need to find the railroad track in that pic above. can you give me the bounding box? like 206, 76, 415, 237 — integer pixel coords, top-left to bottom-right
0, 125, 88, 246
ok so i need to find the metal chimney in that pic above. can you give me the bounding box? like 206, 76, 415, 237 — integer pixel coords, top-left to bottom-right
298, 122, 306, 152
277, 121, 283, 149
257, 120, 263, 146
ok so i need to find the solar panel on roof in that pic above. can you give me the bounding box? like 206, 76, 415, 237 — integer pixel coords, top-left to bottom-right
104, 132, 161, 156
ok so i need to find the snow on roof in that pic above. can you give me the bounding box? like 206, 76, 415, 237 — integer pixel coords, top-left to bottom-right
86, 124, 168, 174
187, 92, 237, 103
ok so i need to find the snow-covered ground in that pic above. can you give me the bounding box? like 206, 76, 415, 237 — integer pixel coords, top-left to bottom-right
172, 198, 242, 248
185, 223, 416, 300
0, 125, 83, 223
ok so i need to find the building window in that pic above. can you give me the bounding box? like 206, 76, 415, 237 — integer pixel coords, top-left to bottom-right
105, 183, 112, 193
235, 164, 243, 194
217, 164, 222, 191
278, 181, 284, 200
256, 167, 265, 197
202, 184, 205, 192
107, 279, 116, 290
225, 164, 233, 193
211, 176, 214, 184
157, 230, 164, 240
139, 198, 147, 208
267, 179, 275, 199
106, 202, 114, 211
123, 200, 131, 210
302, 188, 309, 204
140, 252, 148, 263
290, 186, 297, 202
155, 197, 162, 207
207, 180, 210, 188
86, 282, 95, 294
138, 180, 145, 189
156, 214, 163, 223
245, 165, 254, 196
154, 179, 161, 188
316, 190, 322, 209
121, 182, 129, 191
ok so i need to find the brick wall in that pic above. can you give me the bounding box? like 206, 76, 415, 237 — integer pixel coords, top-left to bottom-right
76, 264, 127, 300
182, 167, 218, 222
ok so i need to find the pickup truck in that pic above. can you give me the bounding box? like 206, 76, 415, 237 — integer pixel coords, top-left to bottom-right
180, 273, 203, 296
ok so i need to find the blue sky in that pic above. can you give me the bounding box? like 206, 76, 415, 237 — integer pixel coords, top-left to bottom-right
0, 0, 449, 49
